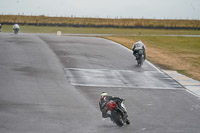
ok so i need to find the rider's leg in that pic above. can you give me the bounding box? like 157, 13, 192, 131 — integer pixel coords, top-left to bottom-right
102, 110, 111, 118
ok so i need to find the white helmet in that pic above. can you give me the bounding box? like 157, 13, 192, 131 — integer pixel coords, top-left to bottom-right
101, 92, 108, 97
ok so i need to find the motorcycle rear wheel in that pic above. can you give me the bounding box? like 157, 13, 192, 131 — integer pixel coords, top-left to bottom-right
137, 54, 143, 67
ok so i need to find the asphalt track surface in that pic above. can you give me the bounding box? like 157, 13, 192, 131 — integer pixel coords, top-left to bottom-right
0, 33, 200, 133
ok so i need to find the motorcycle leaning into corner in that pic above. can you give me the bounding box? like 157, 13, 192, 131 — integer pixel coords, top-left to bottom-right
106, 98, 130, 127
99, 92, 130, 127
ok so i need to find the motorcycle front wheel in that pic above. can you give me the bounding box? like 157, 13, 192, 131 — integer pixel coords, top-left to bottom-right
111, 111, 124, 127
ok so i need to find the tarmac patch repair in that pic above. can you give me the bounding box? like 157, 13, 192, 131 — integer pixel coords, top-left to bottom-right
65, 68, 183, 89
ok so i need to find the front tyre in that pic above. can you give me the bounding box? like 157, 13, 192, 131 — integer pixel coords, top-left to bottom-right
111, 111, 124, 127
137, 55, 142, 66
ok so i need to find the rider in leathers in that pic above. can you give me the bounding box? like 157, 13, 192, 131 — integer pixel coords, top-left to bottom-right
99, 92, 130, 124
132, 40, 146, 60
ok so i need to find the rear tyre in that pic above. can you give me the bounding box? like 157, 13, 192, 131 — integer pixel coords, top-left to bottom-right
138, 54, 143, 67
138, 60, 141, 67
137, 56, 141, 67
140, 55, 143, 66
14, 29, 19, 34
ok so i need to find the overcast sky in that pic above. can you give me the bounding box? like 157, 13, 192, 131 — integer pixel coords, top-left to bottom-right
0, 0, 200, 19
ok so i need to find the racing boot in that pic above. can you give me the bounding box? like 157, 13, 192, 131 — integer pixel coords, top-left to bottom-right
126, 119, 130, 125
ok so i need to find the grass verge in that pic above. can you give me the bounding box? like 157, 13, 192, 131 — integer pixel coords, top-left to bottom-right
1, 25, 200, 35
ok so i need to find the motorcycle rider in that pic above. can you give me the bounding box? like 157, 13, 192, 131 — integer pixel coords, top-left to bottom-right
132, 40, 146, 60
99, 92, 130, 124
13, 24, 20, 34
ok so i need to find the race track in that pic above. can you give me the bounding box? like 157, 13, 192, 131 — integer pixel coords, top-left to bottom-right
0, 33, 200, 133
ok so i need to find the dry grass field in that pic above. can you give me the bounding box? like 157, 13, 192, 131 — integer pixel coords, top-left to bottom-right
1, 15, 200, 29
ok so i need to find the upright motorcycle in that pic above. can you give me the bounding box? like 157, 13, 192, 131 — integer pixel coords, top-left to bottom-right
106, 99, 130, 127
135, 49, 145, 67
13, 24, 20, 34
